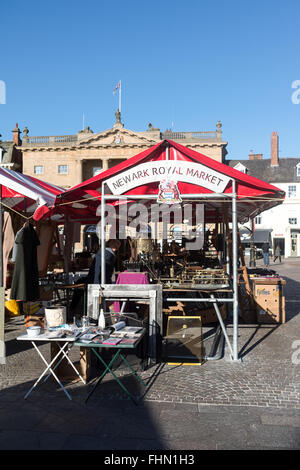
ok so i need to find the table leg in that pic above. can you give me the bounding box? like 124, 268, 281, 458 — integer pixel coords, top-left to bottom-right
24, 341, 72, 401
44, 342, 86, 385
85, 348, 146, 405
85, 349, 121, 403
119, 353, 147, 387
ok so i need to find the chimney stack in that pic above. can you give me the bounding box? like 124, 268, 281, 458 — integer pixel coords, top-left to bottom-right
249, 152, 263, 160
271, 131, 279, 166
12, 123, 22, 146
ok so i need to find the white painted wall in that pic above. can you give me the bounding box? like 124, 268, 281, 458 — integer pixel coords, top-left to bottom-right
240, 182, 300, 257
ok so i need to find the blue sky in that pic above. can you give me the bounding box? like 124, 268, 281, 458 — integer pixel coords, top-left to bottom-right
1, 0, 300, 159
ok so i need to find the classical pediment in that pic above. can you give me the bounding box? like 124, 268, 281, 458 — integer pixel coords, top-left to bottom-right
77, 126, 159, 147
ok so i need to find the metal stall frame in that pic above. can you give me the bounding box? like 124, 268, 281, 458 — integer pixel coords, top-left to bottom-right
87, 283, 162, 366
99, 179, 240, 362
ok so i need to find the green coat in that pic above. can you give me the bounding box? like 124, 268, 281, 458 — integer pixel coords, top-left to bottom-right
10, 222, 40, 301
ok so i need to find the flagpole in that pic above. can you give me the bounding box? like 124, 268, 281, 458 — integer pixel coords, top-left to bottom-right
119, 80, 122, 114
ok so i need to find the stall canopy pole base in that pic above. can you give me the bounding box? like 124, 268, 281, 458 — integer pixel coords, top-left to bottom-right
210, 294, 234, 358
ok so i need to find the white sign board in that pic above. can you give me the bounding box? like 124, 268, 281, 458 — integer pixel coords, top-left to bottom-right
106, 161, 230, 195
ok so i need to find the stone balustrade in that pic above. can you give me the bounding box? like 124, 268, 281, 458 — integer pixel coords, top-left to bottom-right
23, 134, 78, 146
161, 130, 221, 141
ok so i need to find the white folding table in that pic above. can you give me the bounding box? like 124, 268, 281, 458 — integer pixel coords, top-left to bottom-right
17, 331, 86, 400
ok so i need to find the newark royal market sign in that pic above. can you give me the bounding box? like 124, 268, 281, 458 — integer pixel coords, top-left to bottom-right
106, 161, 230, 196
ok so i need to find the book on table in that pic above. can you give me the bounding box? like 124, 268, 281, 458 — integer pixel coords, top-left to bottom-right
102, 337, 122, 345
110, 326, 143, 338
119, 338, 137, 345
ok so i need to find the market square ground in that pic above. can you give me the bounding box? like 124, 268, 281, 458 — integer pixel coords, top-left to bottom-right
1, 257, 300, 451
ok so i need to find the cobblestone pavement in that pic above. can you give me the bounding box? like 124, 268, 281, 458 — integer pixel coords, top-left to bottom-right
1, 257, 300, 450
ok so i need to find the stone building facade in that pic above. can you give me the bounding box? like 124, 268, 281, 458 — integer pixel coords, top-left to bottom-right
19, 111, 228, 189
0, 124, 23, 170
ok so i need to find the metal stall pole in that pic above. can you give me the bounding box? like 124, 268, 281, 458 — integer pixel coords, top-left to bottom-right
63, 215, 71, 284
249, 217, 256, 267
101, 182, 106, 285
231, 179, 239, 361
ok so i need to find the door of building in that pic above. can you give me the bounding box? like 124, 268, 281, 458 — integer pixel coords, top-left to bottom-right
290, 230, 300, 257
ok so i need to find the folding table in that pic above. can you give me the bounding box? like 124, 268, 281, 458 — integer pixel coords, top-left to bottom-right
17, 332, 86, 400
75, 329, 147, 405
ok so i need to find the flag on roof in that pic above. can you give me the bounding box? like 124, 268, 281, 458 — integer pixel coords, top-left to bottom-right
113, 80, 121, 95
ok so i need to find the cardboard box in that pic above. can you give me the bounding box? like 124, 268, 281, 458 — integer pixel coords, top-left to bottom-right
253, 278, 285, 324
200, 304, 227, 324
50, 343, 92, 382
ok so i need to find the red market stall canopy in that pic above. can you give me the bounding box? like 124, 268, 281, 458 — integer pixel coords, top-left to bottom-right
33, 140, 285, 223
0, 167, 64, 216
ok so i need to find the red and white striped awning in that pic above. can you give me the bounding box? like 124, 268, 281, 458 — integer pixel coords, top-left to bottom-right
34, 139, 285, 224
0, 167, 64, 217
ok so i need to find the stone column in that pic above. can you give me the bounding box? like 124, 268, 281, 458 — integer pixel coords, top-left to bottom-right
102, 158, 109, 171
76, 158, 83, 184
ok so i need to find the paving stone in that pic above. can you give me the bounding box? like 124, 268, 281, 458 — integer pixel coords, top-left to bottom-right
0, 430, 40, 450
246, 423, 300, 449
260, 414, 300, 427
1, 258, 300, 449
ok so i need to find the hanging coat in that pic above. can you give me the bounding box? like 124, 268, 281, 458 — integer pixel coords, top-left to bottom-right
10, 222, 40, 301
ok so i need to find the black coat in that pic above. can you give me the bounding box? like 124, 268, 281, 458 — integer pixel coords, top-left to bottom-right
10, 222, 40, 301
86, 248, 116, 284
262, 242, 270, 254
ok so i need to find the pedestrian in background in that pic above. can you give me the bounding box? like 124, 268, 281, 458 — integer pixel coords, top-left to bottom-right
262, 241, 270, 267
273, 244, 281, 263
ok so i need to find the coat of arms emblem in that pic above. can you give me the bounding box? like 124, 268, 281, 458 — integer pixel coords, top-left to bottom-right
157, 179, 182, 204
